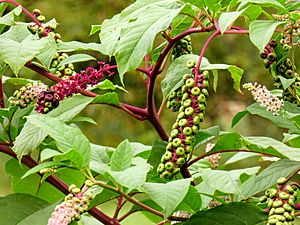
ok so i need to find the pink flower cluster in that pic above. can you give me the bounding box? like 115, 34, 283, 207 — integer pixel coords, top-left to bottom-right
36, 62, 115, 113
243, 82, 284, 115
48, 186, 92, 225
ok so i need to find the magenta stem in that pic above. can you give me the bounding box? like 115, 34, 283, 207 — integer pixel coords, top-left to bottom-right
0, 77, 5, 108
0, 0, 42, 26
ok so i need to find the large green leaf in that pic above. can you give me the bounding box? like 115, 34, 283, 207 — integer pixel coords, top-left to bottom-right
115, 5, 182, 82
110, 139, 134, 171
108, 164, 150, 192
0, 5, 22, 30
219, 7, 248, 34
35, 36, 57, 69
238, 0, 288, 12
0, 193, 49, 225
147, 140, 167, 175
92, 92, 121, 106
26, 115, 91, 167
13, 95, 93, 158
17, 204, 56, 225
99, 0, 177, 57
183, 202, 267, 225
143, 179, 191, 218
161, 54, 244, 98
249, 20, 286, 52
198, 167, 260, 196
0, 35, 52, 75
240, 159, 300, 199
175, 186, 202, 213
247, 103, 298, 130
57, 41, 104, 53
57, 53, 96, 68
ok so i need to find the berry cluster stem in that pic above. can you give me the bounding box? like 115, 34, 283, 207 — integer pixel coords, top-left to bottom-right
0, 77, 5, 108
0, 0, 42, 26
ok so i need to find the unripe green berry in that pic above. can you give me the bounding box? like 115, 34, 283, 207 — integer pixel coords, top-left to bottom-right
166, 142, 173, 150
275, 207, 285, 215
177, 157, 185, 166
202, 88, 209, 97
64, 68, 73, 75
279, 192, 289, 200
170, 91, 177, 98
269, 208, 276, 216
186, 59, 196, 68
37, 15, 45, 22
161, 171, 172, 179
182, 93, 189, 101
185, 145, 193, 153
51, 60, 58, 68
176, 147, 185, 156
165, 162, 175, 171
277, 177, 287, 185
171, 129, 179, 137
173, 168, 181, 175
183, 99, 192, 107
55, 71, 61, 77
193, 115, 200, 124
203, 71, 209, 79
183, 127, 193, 136
68, 184, 76, 192
37, 27, 44, 35
268, 199, 274, 209
185, 136, 194, 144
199, 113, 205, 122
157, 163, 165, 173
203, 80, 209, 88
184, 107, 194, 116
198, 94, 206, 103
192, 125, 199, 134
172, 138, 182, 147
273, 200, 284, 208
177, 111, 185, 119
85, 180, 94, 187
57, 65, 65, 71
183, 73, 192, 80
185, 78, 194, 88
259, 196, 268, 202
283, 212, 292, 221
191, 87, 201, 96
163, 151, 173, 161
269, 189, 278, 198
277, 215, 286, 222
178, 118, 188, 127
269, 219, 278, 224
283, 204, 292, 212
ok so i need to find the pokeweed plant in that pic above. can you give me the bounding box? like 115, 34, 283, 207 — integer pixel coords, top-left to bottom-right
0, 0, 299, 225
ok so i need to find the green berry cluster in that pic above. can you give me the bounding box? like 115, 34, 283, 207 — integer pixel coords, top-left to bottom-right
172, 35, 193, 59
260, 39, 300, 105
260, 177, 298, 225
8, 82, 48, 108
27, 8, 62, 43
167, 88, 184, 112
50, 52, 76, 79
158, 60, 209, 179
281, 19, 300, 47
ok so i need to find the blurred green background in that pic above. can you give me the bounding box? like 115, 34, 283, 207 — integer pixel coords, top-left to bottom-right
0, 0, 299, 224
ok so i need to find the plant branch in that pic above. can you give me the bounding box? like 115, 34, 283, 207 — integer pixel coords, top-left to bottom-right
0, 0, 42, 26
25, 62, 149, 121
93, 180, 188, 222
0, 144, 117, 225
0, 77, 5, 108
118, 210, 134, 222
186, 149, 281, 167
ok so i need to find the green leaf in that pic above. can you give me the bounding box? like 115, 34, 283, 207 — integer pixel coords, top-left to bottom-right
57, 53, 96, 68
26, 115, 91, 166
48, 94, 93, 121
247, 102, 297, 130
182, 202, 267, 225
0, 5, 22, 32
68, 116, 98, 125
147, 140, 167, 175
40, 148, 62, 162
109, 164, 150, 192
110, 139, 134, 171
0, 23, 32, 42
89, 188, 119, 208
249, 20, 286, 52
143, 179, 191, 218
91, 79, 127, 92
198, 167, 260, 196
0, 35, 52, 75
2, 76, 36, 86
54, 148, 85, 168
17, 204, 57, 225
115, 5, 182, 83
176, 186, 202, 213
90, 25, 101, 36
231, 110, 248, 127
225, 152, 260, 165
238, 0, 288, 12
240, 159, 300, 199
219, 8, 248, 34
35, 36, 57, 69
279, 76, 295, 90
92, 92, 121, 106
12, 122, 47, 159
57, 41, 104, 53
161, 54, 244, 98
0, 193, 50, 225
21, 161, 67, 179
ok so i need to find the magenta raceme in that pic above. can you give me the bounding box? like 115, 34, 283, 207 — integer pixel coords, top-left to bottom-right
158, 59, 209, 179
36, 62, 115, 114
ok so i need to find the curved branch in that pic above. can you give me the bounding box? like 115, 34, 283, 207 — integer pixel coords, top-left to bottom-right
186, 149, 281, 167
0, 144, 117, 225
0, 77, 5, 108
0, 0, 42, 26
25, 62, 149, 121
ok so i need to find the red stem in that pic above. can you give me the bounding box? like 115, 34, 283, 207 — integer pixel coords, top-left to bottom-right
0, 0, 42, 26
0, 144, 117, 225
0, 77, 5, 108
